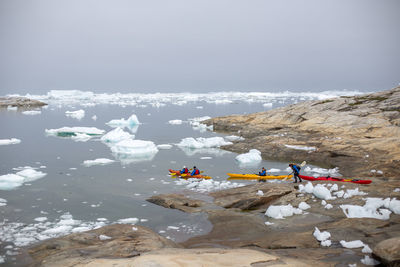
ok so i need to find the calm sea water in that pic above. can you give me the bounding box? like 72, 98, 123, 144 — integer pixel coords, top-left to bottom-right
0, 91, 358, 265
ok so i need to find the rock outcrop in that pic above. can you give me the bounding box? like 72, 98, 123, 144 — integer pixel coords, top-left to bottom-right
204, 87, 400, 178
373, 237, 400, 266
0, 96, 47, 108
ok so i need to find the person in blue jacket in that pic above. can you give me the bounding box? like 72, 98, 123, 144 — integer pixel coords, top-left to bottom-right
191, 166, 200, 176
259, 167, 267, 176
289, 163, 302, 183
181, 166, 189, 174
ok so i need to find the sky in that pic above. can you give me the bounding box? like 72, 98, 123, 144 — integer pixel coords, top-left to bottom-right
0, 0, 399, 95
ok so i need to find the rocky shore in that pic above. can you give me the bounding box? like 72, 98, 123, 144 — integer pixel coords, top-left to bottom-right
0, 96, 47, 108
205, 87, 400, 179
23, 88, 400, 266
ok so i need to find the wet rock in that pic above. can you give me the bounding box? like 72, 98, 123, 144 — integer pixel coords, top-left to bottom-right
210, 183, 293, 211
205, 87, 400, 178
373, 237, 400, 266
147, 193, 205, 213
28, 224, 179, 266
0, 96, 47, 108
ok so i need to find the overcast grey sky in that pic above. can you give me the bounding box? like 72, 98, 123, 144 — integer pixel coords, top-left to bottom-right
0, 0, 399, 94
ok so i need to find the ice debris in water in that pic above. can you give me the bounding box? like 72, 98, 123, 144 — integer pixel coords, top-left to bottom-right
157, 144, 173, 149
340, 240, 370, 251
21, 110, 41, 115
235, 149, 262, 166
7, 105, 18, 111
174, 178, 244, 193
83, 158, 115, 167
111, 139, 158, 164
168, 119, 183, 125
298, 202, 311, 210
225, 135, 244, 142
265, 204, 303, 219
101, 127, 133, 144
177, 137, 232, 149
117, 218, 139, 224
45, 127, 105, 142
0, 167, 47, 190
340, 197, 400, 220
106, 114, 140, 129
188, 116, 213, 132
0, 198, 7, 206
65, 109, 85, 120
361, 255, 380, 265
0, 138, 21, 146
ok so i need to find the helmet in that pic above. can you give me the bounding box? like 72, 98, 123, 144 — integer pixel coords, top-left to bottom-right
193, 166, 197, 168
183, 166, 186, 168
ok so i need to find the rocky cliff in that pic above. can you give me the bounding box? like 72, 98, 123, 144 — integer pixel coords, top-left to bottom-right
205, 87, 400, 178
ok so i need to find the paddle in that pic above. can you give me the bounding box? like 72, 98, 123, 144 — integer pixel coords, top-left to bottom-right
283, 161, 306, 181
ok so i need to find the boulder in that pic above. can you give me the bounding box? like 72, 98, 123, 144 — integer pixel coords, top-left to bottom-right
0, 97, 47, 108
373, 237, 400, 266
146, 193, 205, 213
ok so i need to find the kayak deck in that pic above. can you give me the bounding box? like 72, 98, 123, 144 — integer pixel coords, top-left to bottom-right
299, 175, 372, 184
227, 173, 292, 180
169, 169, 211, 179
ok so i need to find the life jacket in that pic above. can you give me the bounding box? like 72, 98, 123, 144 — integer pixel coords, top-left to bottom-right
182, 168, 189, 174
192, 169, 200, 175
292, 165, 301, 173
259, 170, 266, 176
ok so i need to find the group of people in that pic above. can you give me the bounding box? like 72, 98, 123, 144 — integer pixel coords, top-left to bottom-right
258, 163, 303, 183
180, 166, 200, 176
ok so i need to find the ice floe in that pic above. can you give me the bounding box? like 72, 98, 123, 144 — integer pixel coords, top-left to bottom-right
117, 218, 139, 224
284, 145, 316, 151
110, 139, 158, 164
174, 178, 244, 193
21, 110, 41, 115
106, 114, 140, 131
298, 202, 311, 210
0, 167, 47, 190
188, 116, 213, 132
0, 198, 7, 207
83, 158, 115, 167
361, 255, 380, 265
168, 119, 183, 125
65, 109, 85, 120
177, 137, 232, 149
100, 127, 132, 144
0, 138, 21, 146
235, 149, 262, 166
157, 144, 173, 149
313, 227, 331, 247
7, 105, 17, 111
45, 127, 105, 141
340, 240, 367, 249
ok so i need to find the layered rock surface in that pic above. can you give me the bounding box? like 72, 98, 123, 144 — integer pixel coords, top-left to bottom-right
204, 87, 400, 178
0, 97, 47, 108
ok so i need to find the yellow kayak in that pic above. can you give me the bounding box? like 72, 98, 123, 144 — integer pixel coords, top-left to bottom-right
227, 173, 292, 180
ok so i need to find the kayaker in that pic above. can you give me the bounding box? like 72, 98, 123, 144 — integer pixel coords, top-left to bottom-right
259, 167, 267, 176
191, 166, 200, 176
181, 166, 189, 174
289, 163, 302, 183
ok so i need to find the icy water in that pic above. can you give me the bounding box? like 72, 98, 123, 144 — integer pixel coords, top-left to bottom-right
0, 90, 361, 265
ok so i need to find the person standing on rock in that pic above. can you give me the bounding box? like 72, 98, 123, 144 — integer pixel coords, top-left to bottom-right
289, 163, 302, 183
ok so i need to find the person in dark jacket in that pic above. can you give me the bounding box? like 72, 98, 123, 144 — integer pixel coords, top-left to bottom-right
259, 167, 267, 176
191, 166, 200, 176
289, 163, 302, 183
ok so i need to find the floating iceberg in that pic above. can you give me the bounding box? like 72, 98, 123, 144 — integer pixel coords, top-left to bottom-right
22, 110, 41, 115
0, 198, 7, 206
0, 138, 21, 146
0, 168, 47, 190
235, 149, 262, 166
168, 119, 183, 125
45, 127, 105, 142
188, 116, 213, 132
106, 114, 140, 132
157, 144, 173, 149
65, 109, 85, 120
101, 127, 132, 144
83, 158, 115, 167
110, 139, 158, 164
177, 137, 232, 149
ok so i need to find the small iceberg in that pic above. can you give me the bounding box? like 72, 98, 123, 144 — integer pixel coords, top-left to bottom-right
168, 119, 183, 125
106, 114, 140, 133
22, 110, 41, 115
0, 138, 21, 146
45, 127, 105, 141
177, 137, 232, 149
235, 149, 262, 166
65, 109, 85, 120
111, 139, 158, 164
101, 127, 133, 144
157, 144, 173, 149
83, 158, 115, 167
0, 167, 47, 190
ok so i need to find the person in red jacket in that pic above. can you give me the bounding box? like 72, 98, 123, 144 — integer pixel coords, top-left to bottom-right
191, 166, 200, 176
181, 166, 189, 174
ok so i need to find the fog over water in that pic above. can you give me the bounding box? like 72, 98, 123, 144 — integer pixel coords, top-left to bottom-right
0, 0, 399, 95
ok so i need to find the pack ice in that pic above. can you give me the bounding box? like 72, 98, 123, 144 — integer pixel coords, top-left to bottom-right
0, 167, 47, 190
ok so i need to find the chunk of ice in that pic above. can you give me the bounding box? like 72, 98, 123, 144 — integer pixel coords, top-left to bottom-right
340, 240, 365, 249
235, 149, 262, 166
265, 204, 302, 219
101, 127, 132, 143
22, 110, 41, 115
111, 139, 158, 164
83, 158, 115, 167
0, 138, 21, 145
157, 144, 173, 149
65, 109, 85, 120
168, 119, 183, 125
313, 227, 331, 241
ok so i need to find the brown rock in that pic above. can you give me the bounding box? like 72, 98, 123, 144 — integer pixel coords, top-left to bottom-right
0, 96, 47, 108
146, 193, 205, 213
28, 224, 179, 267
373, 237, 400, 266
